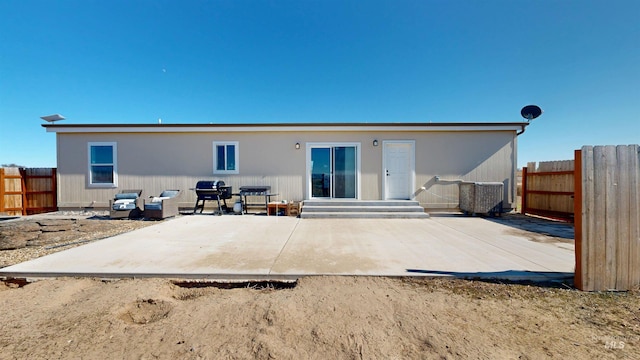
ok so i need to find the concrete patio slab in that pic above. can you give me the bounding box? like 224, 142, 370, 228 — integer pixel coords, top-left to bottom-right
0, 214, 575, 282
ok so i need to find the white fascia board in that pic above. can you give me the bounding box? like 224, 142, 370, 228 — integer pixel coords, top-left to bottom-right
45, 124, 526, 134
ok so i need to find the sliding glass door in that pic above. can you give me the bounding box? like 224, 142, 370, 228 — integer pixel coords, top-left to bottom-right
311, 147, 331, 198
333, 146, 356, 198
309, 144, 358, 199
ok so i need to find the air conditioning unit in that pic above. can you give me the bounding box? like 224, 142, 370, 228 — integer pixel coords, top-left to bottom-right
459, 182, 504, 216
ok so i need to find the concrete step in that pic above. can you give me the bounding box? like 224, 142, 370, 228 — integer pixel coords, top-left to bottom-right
303, 200, 420, 207
300, 200, 429, 219
300, 211, 430, 219
302, 205, 426, 213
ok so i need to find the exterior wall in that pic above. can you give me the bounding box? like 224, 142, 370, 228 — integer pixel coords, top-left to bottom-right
55, 129, 517, 211
413, 131, 517, 209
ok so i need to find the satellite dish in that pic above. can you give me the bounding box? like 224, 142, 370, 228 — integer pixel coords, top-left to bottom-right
520, 105, 542, 122
40, 114, 66, 123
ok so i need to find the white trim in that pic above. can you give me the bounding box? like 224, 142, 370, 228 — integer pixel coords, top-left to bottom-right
213, 141, 240, 174
382, 140, 415, 200
306, 142, 361, 200
87, 142, 118, 188
45, 124, 526, 134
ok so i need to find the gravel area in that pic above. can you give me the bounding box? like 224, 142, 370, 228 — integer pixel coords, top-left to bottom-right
0, 211, 157, 268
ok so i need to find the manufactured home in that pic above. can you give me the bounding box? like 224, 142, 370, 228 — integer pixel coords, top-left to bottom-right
43, 122, 528, 212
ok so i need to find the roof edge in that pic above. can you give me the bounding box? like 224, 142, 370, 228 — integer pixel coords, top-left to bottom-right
43, 122, 529, 134
42, 122, 528, 128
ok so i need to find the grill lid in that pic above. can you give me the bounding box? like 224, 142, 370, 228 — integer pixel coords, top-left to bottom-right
195, 180, 225, 190
239, 185, 271, 194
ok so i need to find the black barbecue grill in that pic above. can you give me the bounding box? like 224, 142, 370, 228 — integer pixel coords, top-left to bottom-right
238, 185, 276, 214
193, 180, 233, 214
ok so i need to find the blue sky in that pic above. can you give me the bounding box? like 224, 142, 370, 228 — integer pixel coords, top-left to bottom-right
1, 0, 638, 168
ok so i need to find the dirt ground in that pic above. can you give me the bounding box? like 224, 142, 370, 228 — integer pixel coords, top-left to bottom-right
1, 214, 639, 359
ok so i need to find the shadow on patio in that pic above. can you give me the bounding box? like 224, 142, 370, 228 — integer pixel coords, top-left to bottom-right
406, 269, 575, 288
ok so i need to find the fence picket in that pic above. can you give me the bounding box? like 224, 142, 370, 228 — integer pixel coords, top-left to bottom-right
592, 147, 607, 290
603, 146, 618, 289
583, 146, 595, 291
616, 146, 631, 289
631, 146, 640, 287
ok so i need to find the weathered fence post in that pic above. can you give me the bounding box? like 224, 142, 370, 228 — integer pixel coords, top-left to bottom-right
19, 168, 28, 215
521, 166, 528, 214
574, 150, 583, 289
0, 168, 4, 214
52, 168, 58, 212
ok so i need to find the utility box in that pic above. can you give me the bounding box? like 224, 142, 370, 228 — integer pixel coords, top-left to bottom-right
459, 182, 504, 216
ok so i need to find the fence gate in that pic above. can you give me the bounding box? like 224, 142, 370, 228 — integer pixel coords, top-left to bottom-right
0, 168, 57, 216
574, 145, 640, 291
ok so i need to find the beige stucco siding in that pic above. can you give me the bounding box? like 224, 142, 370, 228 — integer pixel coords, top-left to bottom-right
55, 129, 517, 210
413, 131, 516, 208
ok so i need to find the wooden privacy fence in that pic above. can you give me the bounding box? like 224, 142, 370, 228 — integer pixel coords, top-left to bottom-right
575, 145, 640, 291
0, 168, 57, 216
522, 160, 575, 222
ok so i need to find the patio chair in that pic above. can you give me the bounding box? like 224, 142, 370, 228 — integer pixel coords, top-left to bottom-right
109, 190, 144, 219
143, 190, 181, 220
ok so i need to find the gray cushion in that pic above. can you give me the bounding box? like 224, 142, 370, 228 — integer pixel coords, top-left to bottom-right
144, 202, 163, 210
114, 192, 139, 200
159, 190, 179, 198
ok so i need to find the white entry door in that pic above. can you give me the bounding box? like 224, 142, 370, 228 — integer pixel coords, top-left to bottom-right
383, 141, 415, 200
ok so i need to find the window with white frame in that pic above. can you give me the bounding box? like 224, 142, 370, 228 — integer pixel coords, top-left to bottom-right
88, 142, 117, 186
213, 141, 239, 174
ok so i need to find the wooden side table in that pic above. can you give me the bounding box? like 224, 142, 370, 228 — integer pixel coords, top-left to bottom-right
267, 202, 289, 216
